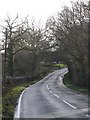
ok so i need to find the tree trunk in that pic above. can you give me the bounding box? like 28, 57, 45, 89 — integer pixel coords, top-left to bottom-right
3, 29, 7, 78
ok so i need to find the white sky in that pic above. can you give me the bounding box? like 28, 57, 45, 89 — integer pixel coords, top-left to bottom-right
0, 0, 88, 24
0, 0, 88, 50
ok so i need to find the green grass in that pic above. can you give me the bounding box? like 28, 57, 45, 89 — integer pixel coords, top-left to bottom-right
54, 63, 67, 68
2, 85, 26, 119
0, 97, 2, 110
0, 97, 2, 119
65, 83, 89, 94
64, 73, 89, 94
2, 79, 39, 120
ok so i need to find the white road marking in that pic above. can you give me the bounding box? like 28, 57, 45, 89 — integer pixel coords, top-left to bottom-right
59, 76, 62, 81
49, 90, 53, 93
86, 114, 90, 117
46, 84, 49, 90
63, 100, 76, 109
15, 88, 27, 118
54, 94, 60, 98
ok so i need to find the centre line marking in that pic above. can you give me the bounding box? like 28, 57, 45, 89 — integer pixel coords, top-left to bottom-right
63, 100, 76, 109
49, 90, 52, 93
46, 85, 49, 90
54, 94, 60, 98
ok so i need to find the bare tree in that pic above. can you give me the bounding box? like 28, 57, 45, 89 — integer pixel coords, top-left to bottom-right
46, 1, 89, 87
2, 15, 28, 77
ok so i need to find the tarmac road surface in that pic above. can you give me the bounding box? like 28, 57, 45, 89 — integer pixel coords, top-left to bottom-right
14, 68, 89, 119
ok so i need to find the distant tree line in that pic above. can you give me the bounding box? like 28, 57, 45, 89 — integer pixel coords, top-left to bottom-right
1, 1, 89, 87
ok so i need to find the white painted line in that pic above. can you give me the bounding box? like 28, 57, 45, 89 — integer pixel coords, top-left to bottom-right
17, 89, 26, 118
59, 76, 62, 81
14, 88, 27, 118
63, 100, 76, 109
49, 90, 52, 93
86, 114, 90, 117
26, 87, 29, 90
46, 85, 49, 90
54, 94, 60, 98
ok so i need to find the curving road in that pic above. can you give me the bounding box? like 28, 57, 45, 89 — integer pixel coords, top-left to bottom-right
14, 68, 89, 119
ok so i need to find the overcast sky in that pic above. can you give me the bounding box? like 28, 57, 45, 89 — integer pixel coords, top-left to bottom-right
0, 0, 88, 50
0, 0, 88, 24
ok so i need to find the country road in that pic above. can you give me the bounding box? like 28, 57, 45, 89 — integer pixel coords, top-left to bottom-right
14, 68, 89, 119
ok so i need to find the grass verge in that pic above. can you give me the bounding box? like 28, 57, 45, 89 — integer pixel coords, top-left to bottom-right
63, 73, 89, 94
2, 80, 37, 120
3, 86, 25, 120
0, 97, 2, 119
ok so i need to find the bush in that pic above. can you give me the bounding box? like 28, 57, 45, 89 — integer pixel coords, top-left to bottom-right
63, 73, 89, 94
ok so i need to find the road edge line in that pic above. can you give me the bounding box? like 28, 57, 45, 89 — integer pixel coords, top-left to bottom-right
14, 87, 28, 118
